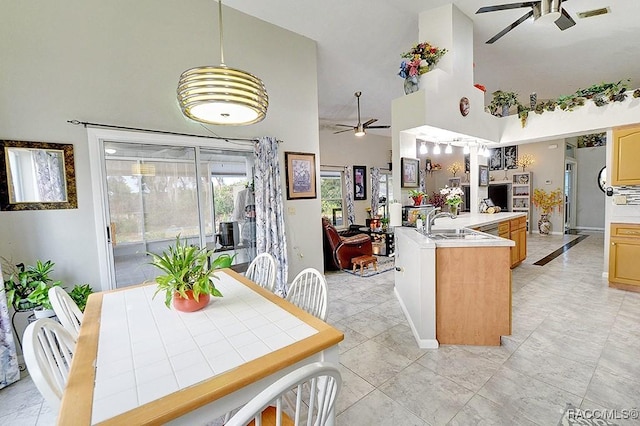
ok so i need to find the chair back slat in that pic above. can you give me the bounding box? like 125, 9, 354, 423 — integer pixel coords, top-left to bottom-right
246, 252, 277, 292
285, 268, 328, 321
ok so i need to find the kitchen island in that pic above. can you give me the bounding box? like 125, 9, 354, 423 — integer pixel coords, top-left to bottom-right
394, 212, 525, 348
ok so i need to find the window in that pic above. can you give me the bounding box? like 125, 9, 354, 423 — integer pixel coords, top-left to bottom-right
320, 170, 344, 226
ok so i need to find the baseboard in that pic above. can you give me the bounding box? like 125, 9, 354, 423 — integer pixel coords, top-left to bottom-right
574, 227, 605, 232
393, 287, 439, 349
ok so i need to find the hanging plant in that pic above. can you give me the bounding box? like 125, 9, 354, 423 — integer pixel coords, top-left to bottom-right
557, 94, 585, 111
517, 104, 530, 128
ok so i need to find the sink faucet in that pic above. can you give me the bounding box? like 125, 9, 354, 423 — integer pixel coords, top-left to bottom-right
425, 207, 456, 234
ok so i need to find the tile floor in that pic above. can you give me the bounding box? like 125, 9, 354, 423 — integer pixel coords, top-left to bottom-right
1, 232, 639, 425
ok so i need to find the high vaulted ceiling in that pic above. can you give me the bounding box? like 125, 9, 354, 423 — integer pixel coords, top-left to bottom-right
225, 0, 640, 136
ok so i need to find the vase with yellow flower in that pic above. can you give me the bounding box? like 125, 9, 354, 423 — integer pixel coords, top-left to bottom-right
532, 188, 563, 235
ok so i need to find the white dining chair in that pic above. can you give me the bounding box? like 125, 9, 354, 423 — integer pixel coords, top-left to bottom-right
285, 268, 328, 321
225, 362, 342, 426
246, 252, 277, 292
23, 318, 76, 411
48, 286, 84, 341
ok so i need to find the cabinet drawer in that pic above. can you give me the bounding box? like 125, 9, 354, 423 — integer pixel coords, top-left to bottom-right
498, 221, 510, 234
611, 223, 640, 238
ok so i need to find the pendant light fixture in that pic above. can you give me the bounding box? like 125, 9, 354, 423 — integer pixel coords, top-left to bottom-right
463, 142, 470, 155
419, 141, 428, 155
445, 142, 453, 154
433, 142, 441, 155
177, 0, 268, 126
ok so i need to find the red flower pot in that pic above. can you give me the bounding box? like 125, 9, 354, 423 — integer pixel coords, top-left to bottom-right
411, 195, 423, 206
172, 290, 210, 312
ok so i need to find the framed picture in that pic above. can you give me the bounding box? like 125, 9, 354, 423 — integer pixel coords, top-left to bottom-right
284, 151, 317, 200
353, 165, 367, 200
504, 145, 518, 169
489, 147, 503, 171
448, 177, 461, 188
464, 154, 470, 173
401, 157, 419, 188
479, 165, 489, 187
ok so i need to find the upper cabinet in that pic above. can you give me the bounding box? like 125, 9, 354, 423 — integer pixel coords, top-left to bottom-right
612, 126, 640, 186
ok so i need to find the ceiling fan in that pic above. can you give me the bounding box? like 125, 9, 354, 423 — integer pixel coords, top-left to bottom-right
477, 0, 576, 44
333, 91, 390, 136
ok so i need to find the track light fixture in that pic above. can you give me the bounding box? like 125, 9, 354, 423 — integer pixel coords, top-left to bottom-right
463, 143, 470, 155
433, 142, 441, 155
445, 143, 453, 154
419, 141, 428, 154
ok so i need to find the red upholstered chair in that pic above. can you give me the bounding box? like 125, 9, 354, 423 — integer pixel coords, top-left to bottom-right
321, 217, 373, 270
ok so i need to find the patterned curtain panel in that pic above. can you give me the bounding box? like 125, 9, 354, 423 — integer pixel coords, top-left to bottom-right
33, 150, 66, 201
370, 167, 380, 216
254, 137, 289, 296
0, 264, 20, 390
419, 168, 426, 193
344, 166, 355, 225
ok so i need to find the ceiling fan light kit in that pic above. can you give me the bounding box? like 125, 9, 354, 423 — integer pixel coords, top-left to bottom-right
333, 91, 390, 136
177, 0, 268, 126
477, 0, 576, 44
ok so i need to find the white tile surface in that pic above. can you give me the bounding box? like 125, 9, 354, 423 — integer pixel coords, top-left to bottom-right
91, 271, 319, 423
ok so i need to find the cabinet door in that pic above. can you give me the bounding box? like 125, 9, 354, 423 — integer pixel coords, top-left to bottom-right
612, 127, 640, 186
510, 230, 520, 267
518, 227, 527, 262
609, 238, 640, 287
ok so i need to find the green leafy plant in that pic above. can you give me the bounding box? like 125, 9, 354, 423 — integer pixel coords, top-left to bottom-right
69, 284, 93, 312
27, 280, 62, 310
488, 90, 519, 116
408, 189, 425, 198
2, 259, 61, 311
149, 236, 223, 308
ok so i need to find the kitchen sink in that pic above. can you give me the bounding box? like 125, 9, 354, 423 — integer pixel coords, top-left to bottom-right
418, 227, 495, 240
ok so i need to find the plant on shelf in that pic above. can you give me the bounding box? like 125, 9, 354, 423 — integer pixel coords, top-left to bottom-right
149, 236, 224, 312
408, 189, 425, 206
516, 153, 535, 172
440, 186, 464, 215
488, 90, 519, 117
447, 161, 462, 177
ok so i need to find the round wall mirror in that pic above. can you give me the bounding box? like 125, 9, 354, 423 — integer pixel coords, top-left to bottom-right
598, 166, 606, 192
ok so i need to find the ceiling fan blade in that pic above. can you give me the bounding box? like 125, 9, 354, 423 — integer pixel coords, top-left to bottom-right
333, 128, 354, 134
334, 124, 354, 128
477, 2, 536, 14
555, 8, 576, 30
362, 118, 377, 127
486, 10, 534, 43
365, 125, 391, 129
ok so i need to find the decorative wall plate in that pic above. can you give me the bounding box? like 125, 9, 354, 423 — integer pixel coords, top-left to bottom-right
459, 97, 470, 116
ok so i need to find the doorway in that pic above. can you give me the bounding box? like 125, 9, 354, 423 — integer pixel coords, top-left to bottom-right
564, 159, 577, 233
88, 129, 256, 290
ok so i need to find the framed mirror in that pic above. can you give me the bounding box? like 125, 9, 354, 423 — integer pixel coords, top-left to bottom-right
0, 140, 77, 210
597, 166, 606, 192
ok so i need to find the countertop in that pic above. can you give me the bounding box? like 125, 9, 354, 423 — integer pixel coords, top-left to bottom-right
395, 226, 514, 248
431, 212, 526, 231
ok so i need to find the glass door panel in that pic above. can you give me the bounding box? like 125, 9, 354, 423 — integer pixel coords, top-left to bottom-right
105, 142, 199, 288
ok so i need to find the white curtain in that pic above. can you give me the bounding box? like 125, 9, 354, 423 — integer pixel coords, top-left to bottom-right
0, 263, 20, 390
254, 137, 288, 296
344, 166, 355, 225
33, 150, 65, 202
370, 167, 380, 216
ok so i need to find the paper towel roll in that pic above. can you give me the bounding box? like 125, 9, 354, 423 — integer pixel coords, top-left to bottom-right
390, 202, 402, 227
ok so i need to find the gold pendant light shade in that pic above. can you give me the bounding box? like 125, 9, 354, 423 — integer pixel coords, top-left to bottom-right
177, 1, 268, 126
177, 65, 268, 125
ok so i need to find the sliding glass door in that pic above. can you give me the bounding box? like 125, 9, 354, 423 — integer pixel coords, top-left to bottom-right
103, 141, 255, 288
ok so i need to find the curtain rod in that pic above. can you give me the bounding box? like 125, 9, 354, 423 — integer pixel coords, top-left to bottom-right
67, 120, 269, 143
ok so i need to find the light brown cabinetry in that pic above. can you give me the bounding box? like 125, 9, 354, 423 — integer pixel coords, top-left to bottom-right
500, 216, 527, 268
436, 246, 511, 345
612, 127, 640, 186
609, 223, 640, 292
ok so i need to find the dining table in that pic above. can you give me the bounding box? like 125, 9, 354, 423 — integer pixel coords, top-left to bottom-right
58, 268, 343, 425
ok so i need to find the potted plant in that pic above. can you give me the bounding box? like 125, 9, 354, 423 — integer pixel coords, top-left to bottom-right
27, 279, 62, 318
488, 90, 519, 117
69, 284, 93, 312
3, 259, 61, 317
408, 189, 425, 206
398, 41, 447, 94
440, 186, 464, 215
149, 236, 224, 312
532, 188, 563, 235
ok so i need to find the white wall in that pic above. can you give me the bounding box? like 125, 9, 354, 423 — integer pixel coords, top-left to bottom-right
319, 129, 391, 225
0, 1, 321, 290
575, 146, 606, 230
